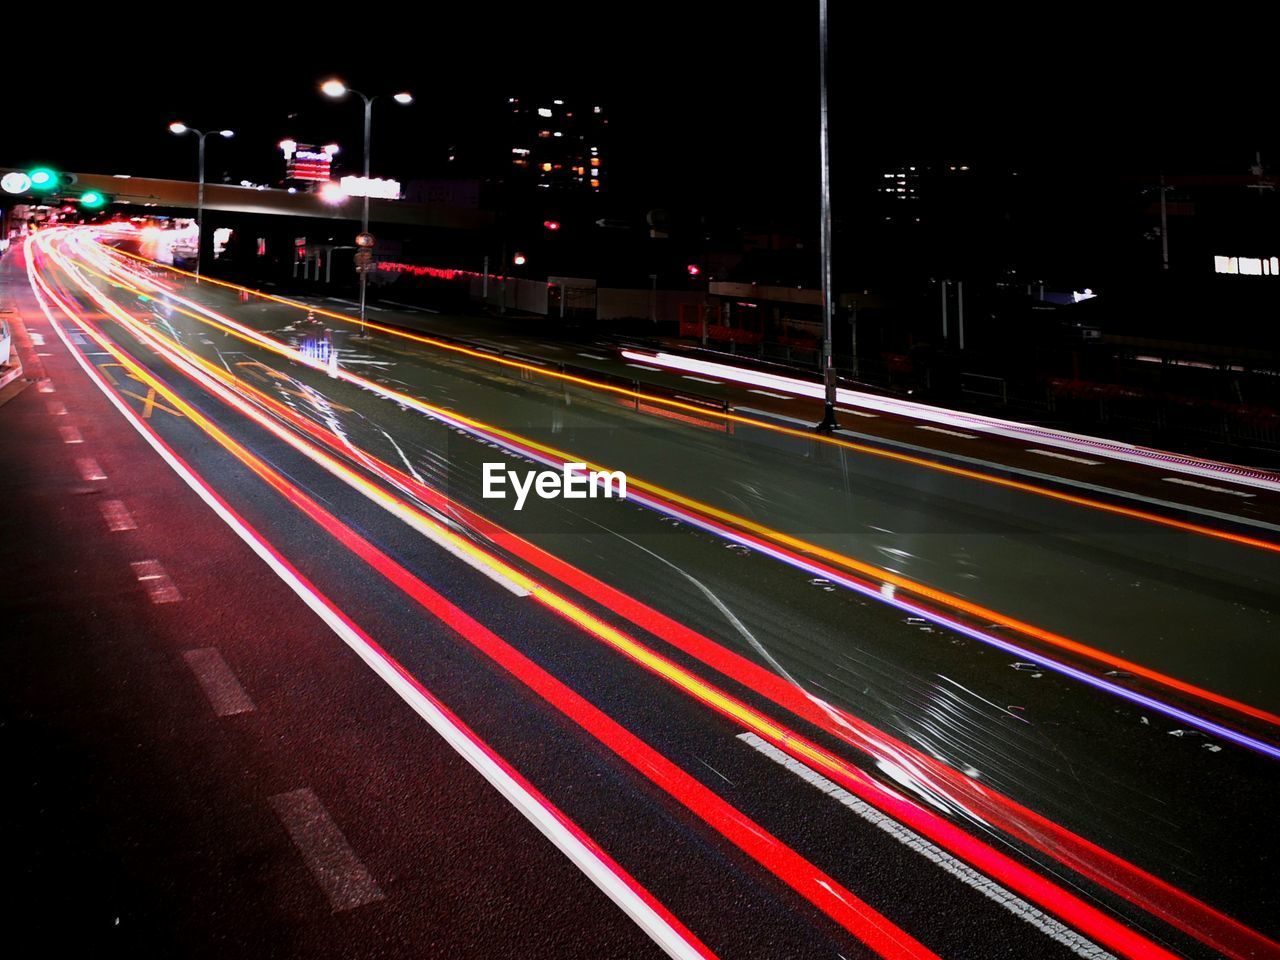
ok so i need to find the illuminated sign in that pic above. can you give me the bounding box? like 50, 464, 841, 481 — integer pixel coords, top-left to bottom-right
339, 176, 401, 200
281, 141, 338, 183
1214, 255, 1279, 276
2, 171, 32, 194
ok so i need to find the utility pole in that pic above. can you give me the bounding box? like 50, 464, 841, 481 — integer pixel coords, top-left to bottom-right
816, 0, 839, 432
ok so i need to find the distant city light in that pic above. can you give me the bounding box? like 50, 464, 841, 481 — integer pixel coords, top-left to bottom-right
318, 181, 348, 205
323, 144, 341, 156
279, 139, 298, 159
538, 107, 553, 117
553, 99, 564, 105
321, 79, 347, 98
687, 264, 701, 276
1215, 255, 1279, 276
543, 220, 560, 231
513, 252, 527, 265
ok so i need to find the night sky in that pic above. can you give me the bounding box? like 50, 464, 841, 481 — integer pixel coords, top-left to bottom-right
5, 5, 1275, 223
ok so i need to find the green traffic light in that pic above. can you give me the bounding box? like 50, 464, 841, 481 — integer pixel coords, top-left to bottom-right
28, 167, 58, 190
79, 190, 107, 209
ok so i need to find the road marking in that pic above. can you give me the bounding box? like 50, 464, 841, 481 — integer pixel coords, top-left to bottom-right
182, 647, 255, 716
29, 331, 45, 345
1027, 449, 1102, 466
737, 732, 1115, 960
916, 424, 978, 439
129, 559, 182, 603
1162, 477, 1255, 498
37, 379, 55, 393
269, 788, 384, 912
46, 401, 67, 416
748, 389, 793, 399
76, 457, 107, 481
100, 499, 137, 531
58, 425, 84, 444
836, 406, 878, 418
681, 375, 722, 385
626, 362, 662, 372
577, 352, 608, 360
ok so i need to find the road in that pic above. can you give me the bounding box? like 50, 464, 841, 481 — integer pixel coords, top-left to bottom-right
5, 225, 1279, 960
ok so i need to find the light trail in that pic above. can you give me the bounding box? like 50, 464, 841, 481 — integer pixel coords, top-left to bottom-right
58, 232, 1280, 749
35, 230, 1262, 960
29, 233, 944, 960
21, 236, 715, 960
100, 240, 1280, 556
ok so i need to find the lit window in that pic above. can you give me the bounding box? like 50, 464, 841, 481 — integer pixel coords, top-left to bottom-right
541, 162, 553, 172
553, 131, 563, 137
538, 107, 552, 117
590, 179, 600, 188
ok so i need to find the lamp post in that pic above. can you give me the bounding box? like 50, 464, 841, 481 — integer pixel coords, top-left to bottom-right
321, 79, 412, 335
169, 123, 233, 283
816, 0, 839, 432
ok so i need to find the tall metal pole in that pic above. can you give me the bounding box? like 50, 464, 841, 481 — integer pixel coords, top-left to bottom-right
816, 0, 838, 432
196, 132, 206, 283
359, 94, 373, 335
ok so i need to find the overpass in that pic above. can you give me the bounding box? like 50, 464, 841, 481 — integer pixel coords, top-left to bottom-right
1, 169, 492, 230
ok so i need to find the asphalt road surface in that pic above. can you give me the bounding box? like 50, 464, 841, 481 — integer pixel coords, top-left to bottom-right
4, 226, 1279, 960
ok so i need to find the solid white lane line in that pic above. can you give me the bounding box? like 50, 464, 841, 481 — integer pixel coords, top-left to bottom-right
269, 788, 384, 912
46, 400, 67, 415
130, 559, 182, 604
76, 457, 107, 481
1027, 449, 1102, 466
100, 499, 137, 532
915, 424, 978, 439
182, 647, 255, 716
681, 375, 722, 385
748, 389, 792, 399
737, 732, 1115, 960
58, 425, 83, 444
1162, 477, 1255, 498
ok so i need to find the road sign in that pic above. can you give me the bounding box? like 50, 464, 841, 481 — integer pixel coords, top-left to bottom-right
1, 172, 31, 194
354, 250, 375, 273
355, 232, 375, 248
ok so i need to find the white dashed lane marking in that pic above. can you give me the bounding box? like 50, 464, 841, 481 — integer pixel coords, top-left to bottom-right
76, 457, 107, 481
130, 559, 182, 604
916, 424, 978, 439
749, 389, 793, 399
58, 426, 83, 444
100, 500, 137, 532
837, 406, 879, 418
737, 732, 1115, 960
182, 648, 255, 716
1027, 448, 1102, 466
269, 788, 384, 912
681, 375, 722, 385
37, 380, 55, 393
626, 363, 662, 372
1163, 477, 1255, 498
46, 401, 67, 416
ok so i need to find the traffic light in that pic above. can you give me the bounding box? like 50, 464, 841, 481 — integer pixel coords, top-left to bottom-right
543, 219, 560, 231
686, 263, 701, 277
28, 167, 58, 191
78, 190, 109, 210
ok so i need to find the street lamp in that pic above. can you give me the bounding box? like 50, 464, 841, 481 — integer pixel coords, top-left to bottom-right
815, 0, 839, 432
321, 78, 413, 335
169, 122, 234, 282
